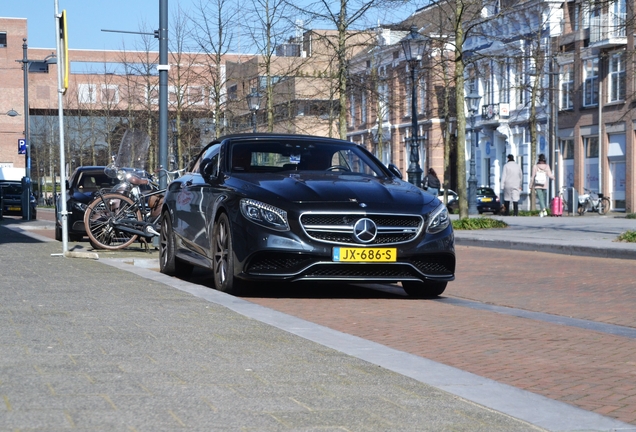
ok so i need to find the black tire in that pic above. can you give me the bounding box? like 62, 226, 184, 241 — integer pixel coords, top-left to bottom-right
212, 213, 244, 295
55, 224, 62, 241
402, 281, 447, 298
84, 193, 141, 250
577, 203, 585, 216
599, 197, 611, 215
159, 211, 193, 278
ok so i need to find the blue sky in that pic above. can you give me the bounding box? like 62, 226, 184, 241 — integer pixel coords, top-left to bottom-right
2, 1, 419, 52
2, 1, 170, 50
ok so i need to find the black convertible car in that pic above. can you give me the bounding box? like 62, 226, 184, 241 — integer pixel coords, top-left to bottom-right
160, 134, 455, 297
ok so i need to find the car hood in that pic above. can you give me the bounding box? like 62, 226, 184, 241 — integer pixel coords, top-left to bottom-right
229, 173, 437, 210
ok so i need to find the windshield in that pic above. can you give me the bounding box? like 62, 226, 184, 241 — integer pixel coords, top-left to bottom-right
229, 140, 387, 177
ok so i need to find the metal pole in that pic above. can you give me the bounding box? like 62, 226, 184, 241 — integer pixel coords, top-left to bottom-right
158, 0, 169, 189
468, 113, 478, 215
55, 0, 69, 254
21, 39, 31, 220
251, 110, 257, 133
407, 63, 422, 188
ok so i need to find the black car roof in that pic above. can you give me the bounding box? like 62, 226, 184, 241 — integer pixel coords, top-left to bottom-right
210, 133, 354, 146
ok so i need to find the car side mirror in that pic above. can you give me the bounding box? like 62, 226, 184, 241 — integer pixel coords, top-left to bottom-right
65, 180, 70, 190
388, 164, 402, 179
199, 158, 219, 182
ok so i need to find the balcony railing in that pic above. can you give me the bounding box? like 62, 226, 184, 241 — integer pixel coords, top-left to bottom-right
590, 13, 626, 46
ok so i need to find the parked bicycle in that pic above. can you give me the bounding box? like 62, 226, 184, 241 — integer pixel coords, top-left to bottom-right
577, 188, 611, 215
83, 164, 182, 250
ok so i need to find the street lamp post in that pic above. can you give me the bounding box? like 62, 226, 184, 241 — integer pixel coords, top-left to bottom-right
247, 89, 261, 133
465, 88, 482, 215
400, 26, 427, 188
17, 39, 57, 220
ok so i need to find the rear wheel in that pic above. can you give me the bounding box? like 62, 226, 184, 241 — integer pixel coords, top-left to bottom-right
212, 213, 244, 295
402, 281, 447, 298
599, 197, 611, 215
159, 211, 193, 278
84, 193, 141, 250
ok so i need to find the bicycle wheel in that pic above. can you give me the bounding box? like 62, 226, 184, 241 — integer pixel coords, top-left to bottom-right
599, 197, 611, 215
84, 193, 141, 250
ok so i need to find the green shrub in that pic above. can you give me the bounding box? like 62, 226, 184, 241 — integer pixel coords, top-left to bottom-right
616, 230, 636, 242
452, 217, 508, 230
626, 213, 636, 219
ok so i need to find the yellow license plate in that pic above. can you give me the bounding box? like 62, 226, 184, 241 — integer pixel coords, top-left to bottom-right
481, 197, 493, 202
8, 206, 21, 211
332, 247, 396, 262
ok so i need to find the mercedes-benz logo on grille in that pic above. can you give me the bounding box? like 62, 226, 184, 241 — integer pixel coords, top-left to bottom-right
353, 218, 377, 243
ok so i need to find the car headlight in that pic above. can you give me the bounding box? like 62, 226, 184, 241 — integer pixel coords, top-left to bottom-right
426, 203, 450, 234
240, 198, 289, 231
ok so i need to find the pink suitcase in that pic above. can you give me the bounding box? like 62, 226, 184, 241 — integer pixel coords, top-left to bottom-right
550, 196, 563, 216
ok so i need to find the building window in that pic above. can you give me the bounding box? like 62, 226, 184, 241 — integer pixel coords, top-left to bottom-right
585, 136, 599, 157
419, 76, 426, 114
583, 58, 599, 107
608, 52, 625, 102
349, 94, 356, 127
514, 58, 524, 105
405, 76, 411, 115
0, 32, 6, 48
560, 63, 574, 110
360, 91, 367, 124
100, 84, 119, 104
378, 83, 389, 123
482, 63, 492, 105
227, 84, 237, 101
499, 60, 510, 104
562, 139, 574, 159
77, 84, 97, 104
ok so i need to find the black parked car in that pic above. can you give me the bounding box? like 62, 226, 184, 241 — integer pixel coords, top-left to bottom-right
438, 189, 459, 214
160, 134, 455, 298
477, 187, 502, 214
55, 166, 118, 241
0, 181, 37, 219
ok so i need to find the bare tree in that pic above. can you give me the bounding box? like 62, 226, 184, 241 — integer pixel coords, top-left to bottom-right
287, 0, 391, 139
190, 0, 239, 138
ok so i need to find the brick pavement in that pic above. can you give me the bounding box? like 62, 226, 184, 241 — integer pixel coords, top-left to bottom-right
247, 246, 636, 425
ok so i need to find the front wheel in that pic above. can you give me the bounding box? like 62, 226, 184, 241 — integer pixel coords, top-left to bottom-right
599, 197, 611, 215
402, 281, 447, 298
212, 213, 244, 295
84, 193, 141, 250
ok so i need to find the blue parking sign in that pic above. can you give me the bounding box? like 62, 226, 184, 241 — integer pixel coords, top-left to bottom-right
18, 138, 26, 155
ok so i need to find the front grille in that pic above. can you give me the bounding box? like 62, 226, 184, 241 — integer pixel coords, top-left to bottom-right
245, 252, 455, 281
300, 212, 423, 246
410, 254, 455, 276
246, 253, 315, 275
303, 264, 414, 278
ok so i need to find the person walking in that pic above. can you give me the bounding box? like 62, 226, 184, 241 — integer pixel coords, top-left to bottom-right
501, 154, 523, 216
531, 153, 555, 217
423, 168, 441, 196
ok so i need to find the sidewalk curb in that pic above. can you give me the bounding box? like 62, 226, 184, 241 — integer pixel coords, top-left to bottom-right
455, 237, 636, 260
